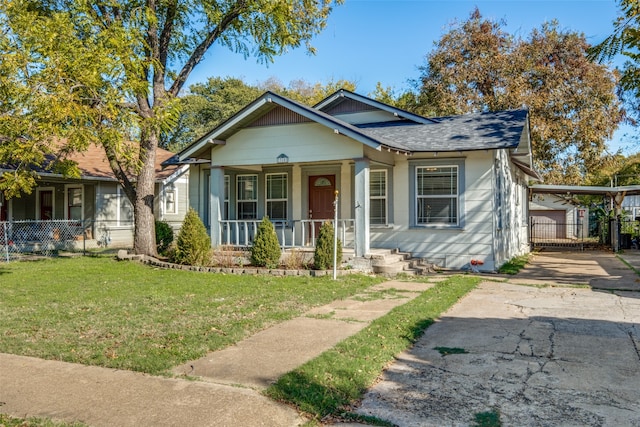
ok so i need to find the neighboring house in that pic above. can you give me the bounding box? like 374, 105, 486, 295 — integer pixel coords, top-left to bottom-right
530, 193, 589, 241
0, 144, 189, 248
173, 90, 539, 271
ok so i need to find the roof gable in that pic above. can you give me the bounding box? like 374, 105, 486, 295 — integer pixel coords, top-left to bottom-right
178, 91, 411, 161
314, 89, 438, 125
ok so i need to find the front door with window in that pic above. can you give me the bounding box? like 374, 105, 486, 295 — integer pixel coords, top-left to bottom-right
309, 175, 335, 239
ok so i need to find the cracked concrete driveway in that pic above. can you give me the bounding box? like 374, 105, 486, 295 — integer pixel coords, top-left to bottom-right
353, 252, 640, 427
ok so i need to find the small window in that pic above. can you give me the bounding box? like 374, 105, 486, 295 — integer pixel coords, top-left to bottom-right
314, 177, 332, 187
237, 175, 258, 219
67, 187, 83, 221
266, 173, 287, 220
117, 186, 134, 226
165, 188, 177, 215
416, 165, 458, 225
370, 170, 387, 225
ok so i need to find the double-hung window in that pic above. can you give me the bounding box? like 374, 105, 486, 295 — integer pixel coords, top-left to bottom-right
416, 165, 459, 225
370, 170, 387, 225
237, 175, 258, 219
164, 188, 177, 215
266, 173, 288, 220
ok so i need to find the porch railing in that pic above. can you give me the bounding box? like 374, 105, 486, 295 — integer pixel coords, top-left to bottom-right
218, 218, 355, 248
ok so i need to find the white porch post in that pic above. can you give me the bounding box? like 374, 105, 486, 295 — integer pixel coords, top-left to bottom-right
354, 158, 370, 257
209, 166, 224, 247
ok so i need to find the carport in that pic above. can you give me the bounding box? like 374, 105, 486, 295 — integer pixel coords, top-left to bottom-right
530, 184, 640, 251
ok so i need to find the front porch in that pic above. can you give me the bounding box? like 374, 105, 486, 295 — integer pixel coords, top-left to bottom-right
202, 158, 377, 257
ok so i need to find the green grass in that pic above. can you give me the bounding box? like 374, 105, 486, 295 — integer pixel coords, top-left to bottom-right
265, 275, 481, 421
0, 257, 383, 375
497, 254, 531, 275
0, 414, 87, 427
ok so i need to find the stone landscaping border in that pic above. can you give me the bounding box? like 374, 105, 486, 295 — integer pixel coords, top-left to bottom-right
116, 249, 352, 277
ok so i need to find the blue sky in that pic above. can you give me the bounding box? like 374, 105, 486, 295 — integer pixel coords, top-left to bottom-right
188, 0, 636, 153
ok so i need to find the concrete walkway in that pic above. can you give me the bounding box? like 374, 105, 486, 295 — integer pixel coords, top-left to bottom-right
352, 251, 640, 427
0, 280, 434, 426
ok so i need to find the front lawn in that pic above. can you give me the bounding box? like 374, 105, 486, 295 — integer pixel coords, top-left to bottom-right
0, 256, 383, 375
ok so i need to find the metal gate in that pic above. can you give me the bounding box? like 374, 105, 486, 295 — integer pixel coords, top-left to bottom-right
530, 217, 610, 251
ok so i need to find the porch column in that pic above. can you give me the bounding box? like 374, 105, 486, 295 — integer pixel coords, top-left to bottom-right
354, 158, 370, 257
209, 166, 224, 247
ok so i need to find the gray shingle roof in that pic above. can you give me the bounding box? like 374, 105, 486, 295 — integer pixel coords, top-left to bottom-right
357, 109, 528, 152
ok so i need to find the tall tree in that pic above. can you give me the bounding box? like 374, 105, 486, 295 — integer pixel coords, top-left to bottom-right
414, 8, 623, 184
590, 0, 640, 140
0, 0, 341, 256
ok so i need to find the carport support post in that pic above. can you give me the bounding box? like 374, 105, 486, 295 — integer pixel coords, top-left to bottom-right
209, 166, 225, 247
354, 158, 370, 257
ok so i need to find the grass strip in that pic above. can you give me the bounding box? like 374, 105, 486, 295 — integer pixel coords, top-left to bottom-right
265, 275, 481, 421
0, 257, 383, 376
0, 414, 87, 427
497, 253, 530, 275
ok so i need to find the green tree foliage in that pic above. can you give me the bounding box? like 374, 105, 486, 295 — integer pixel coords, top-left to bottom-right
0, 0, 342, 256
261, 77, 357, 106
172, 208, 211, 266
590, 0, 640, 141
155, 220, 174, 256
411, 8, 623, 184
163, 77, 263, 151
250, 217, 281, 268
314, 221, 342, 270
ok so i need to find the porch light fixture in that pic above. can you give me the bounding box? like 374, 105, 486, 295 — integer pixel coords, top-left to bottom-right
277, 153, 289, 164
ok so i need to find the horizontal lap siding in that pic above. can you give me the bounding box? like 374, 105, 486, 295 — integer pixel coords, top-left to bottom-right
211, 123, 363, 166
373, 153, 496, 270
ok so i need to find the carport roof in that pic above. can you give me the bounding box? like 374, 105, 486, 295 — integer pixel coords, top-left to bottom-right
531, 184, 640, 196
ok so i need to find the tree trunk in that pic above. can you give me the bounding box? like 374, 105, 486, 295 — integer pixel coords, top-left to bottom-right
132, 131, 159, 257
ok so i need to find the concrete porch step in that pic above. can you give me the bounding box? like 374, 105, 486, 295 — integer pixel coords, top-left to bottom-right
369, 249, 435, 277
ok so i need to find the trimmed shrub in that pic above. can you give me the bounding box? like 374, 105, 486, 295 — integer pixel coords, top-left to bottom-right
250, 217, 281, 268
155, 220, 174, 255
171, 208, 211, 266
314, 221, 342, 270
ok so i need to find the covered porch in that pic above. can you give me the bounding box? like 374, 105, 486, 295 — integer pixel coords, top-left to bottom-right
204, 158, 376, 256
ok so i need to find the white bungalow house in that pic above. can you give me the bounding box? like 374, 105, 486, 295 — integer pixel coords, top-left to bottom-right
174, 90, 539, 271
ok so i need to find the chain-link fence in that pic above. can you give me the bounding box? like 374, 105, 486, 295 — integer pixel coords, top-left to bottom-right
0, 220, 139, 262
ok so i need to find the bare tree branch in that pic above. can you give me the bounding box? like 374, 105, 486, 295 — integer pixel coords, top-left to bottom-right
169, 0, 248, 97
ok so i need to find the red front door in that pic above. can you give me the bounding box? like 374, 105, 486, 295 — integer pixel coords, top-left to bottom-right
309, 175, 336, 239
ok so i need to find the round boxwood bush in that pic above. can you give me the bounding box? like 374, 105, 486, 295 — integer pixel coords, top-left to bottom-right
155, 220, 174, 255
314, 221, 342, 270
171, 208, 211, 266
250, 217, 281, 268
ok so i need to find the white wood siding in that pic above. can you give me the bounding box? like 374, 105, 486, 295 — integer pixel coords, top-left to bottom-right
210, 123, 364, 166
371, 151, 499, 270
